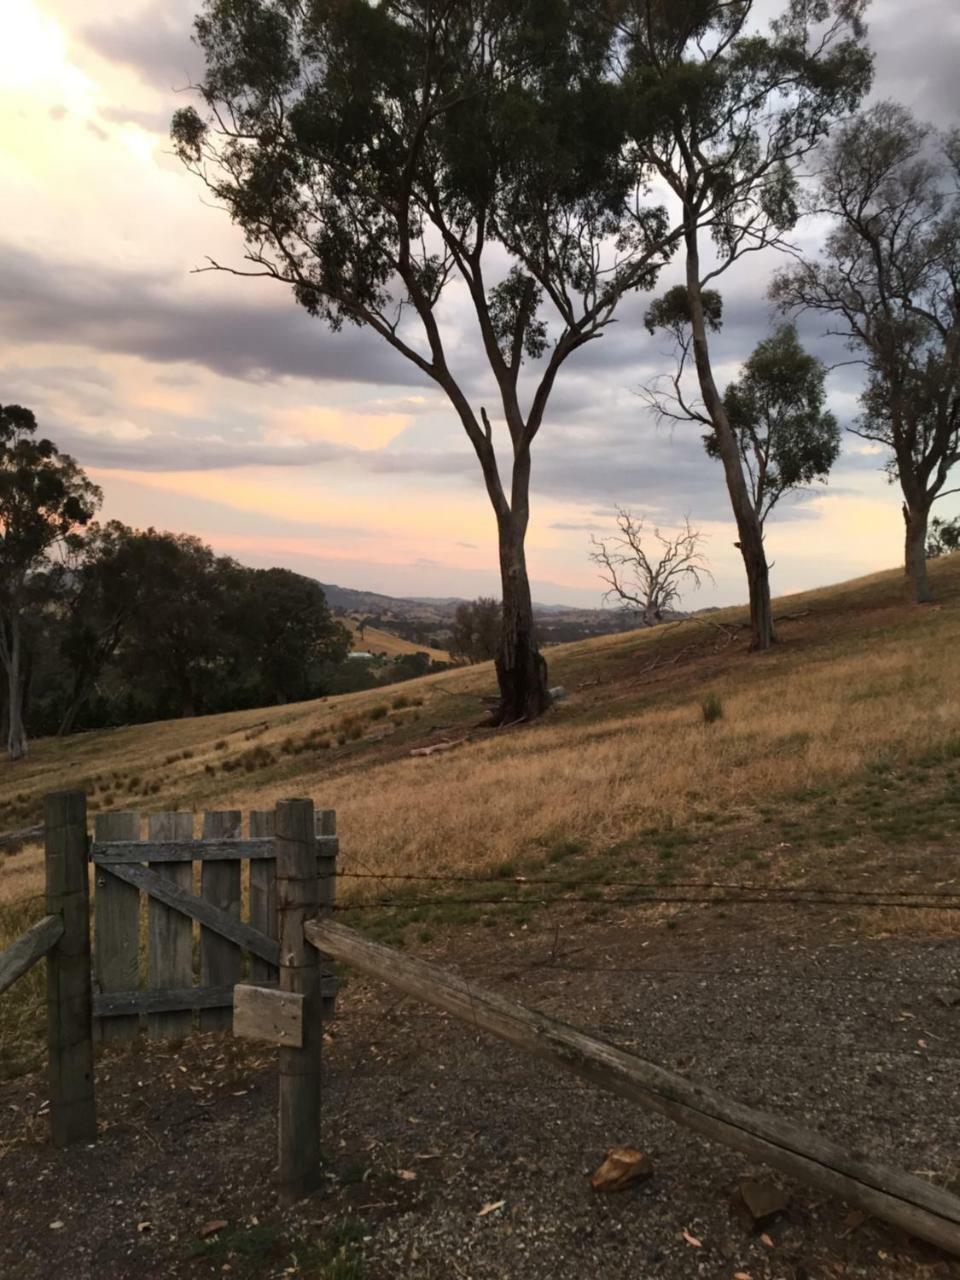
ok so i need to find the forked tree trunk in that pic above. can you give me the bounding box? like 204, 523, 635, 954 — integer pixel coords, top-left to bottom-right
684, 226, 776, 650
903, 501, 933, 603
494, 514, 549, 724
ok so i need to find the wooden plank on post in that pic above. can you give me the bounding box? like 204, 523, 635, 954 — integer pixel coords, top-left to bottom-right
234, 984, 304, 1048
147, 812, 194, 1039
307, 919, 960, 1259
93, 810, 141, 1043
316, 809, 337, 1020
199, 810, 242, 1032
0, 914, 63, 996
276, 797, 322, 1204
249, 810, 277, 985
45, 790, 97, 1147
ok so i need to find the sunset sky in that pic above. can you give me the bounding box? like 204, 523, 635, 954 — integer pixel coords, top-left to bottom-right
2, 0, 959, 608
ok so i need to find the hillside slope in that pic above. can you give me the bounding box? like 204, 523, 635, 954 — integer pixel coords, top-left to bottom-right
3, 554, 960, 910
342, 618, 452, 663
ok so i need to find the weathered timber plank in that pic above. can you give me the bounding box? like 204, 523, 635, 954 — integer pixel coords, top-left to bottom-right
103, 862, 279, 966
316, 809, 337, 1019
249, 811, 277, 984
0, 822, 43, 849
306, 919, 960, 1257
94, 975, 335, 1017
91, 835, 337, 863
277, 799, 322, 1204
147, 812, 194, 1038
0, 914, 63, 995
234, 984, 304, 1048
93, 811, 141, 1042
200, 811, 242, 1032
45, 791, 97, 1148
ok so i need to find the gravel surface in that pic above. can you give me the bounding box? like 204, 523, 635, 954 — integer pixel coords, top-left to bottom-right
2, 915, 959, 1279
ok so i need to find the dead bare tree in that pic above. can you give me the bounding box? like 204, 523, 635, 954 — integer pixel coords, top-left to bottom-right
590, 510, 713, 627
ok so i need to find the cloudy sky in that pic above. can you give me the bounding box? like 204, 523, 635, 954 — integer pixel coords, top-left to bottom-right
1, 1, 958, 608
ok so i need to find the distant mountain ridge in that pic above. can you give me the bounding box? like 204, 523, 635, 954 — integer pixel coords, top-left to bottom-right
316, 579, 689, 647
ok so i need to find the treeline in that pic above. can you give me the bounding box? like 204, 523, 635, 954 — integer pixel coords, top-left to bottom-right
29, 524, 352, 738
0, 403, 449, 760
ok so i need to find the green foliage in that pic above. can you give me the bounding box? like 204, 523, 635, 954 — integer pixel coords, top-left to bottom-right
450, 597, 501, 664
928, 516, 960, 558
773, 102, 960, 591
645, 285, 722, 337
0, 403, 101, 757
708, 325, 840, 523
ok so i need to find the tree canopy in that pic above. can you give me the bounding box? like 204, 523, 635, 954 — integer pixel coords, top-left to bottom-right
172, 0, 680, 721
0, 404, 101, 758
711, 325, 840, 525
773, 102, 960, 601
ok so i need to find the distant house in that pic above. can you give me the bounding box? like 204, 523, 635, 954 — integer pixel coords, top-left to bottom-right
347, 651, 374, 661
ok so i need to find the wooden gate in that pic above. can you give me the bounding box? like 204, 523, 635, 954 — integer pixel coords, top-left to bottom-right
90, 807, 338, 1041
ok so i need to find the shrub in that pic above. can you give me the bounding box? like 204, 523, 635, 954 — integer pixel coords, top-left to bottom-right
701, 693, 724, 725
369, 704, 388, 721
239, 744, 275, 773
391, 694, 410, 710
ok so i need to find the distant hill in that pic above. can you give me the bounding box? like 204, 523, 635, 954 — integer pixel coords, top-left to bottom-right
318, 579, 665, 646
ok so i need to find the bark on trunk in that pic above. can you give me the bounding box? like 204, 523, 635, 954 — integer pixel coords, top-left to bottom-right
903, 502, 933, 603
6, 621, 26, 761
684, 225, 775, 650
494, 517, 549, 725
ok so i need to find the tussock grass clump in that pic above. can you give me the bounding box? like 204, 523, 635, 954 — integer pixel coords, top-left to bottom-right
701, 693, 724, 724
238, 744, 275, 773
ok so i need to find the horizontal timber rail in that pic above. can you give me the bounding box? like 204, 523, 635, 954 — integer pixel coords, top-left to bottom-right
0, 914, 63, 995
306, 918, 960, 1258
91, 834, 338, 863
0, 822, 43, 849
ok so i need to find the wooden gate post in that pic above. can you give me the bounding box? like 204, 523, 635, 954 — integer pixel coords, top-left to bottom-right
44, 790, 97, 1147
275, 797, 322, 1203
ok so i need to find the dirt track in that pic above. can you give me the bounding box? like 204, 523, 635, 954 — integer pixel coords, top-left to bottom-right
2, 906, 960, 1279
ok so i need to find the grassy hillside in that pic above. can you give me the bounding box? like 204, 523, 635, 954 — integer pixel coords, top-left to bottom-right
3, 552, 960, 906
342, 618, 452, 663
3, 553, 960, 1076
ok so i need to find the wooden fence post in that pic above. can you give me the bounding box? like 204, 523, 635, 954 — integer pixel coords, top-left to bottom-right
275, 797, 322, 1204
317, 809, 337, 1021
44, 790, 97, 1147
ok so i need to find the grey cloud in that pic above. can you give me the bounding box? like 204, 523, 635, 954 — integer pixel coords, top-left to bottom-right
83, 3, 201, 91
0, 242, 425, 388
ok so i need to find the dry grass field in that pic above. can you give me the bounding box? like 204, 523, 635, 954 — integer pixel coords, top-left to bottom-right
342, 617, 452, 663
3, 552, 960, 1073
2, 554, 960, 915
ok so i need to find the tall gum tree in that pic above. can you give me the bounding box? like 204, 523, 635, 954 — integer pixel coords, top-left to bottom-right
611, 0, 872, 648
172, 0, 679, 723
773, 103, 960, 603
0, 405, 101, 760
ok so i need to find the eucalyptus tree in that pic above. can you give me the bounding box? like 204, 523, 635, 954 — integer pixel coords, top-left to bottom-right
172, 0, 679, 723
773, 103, 960, 603
615, 0, 872, 647
711, 324, 840, 526
0, 404, 100, 759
